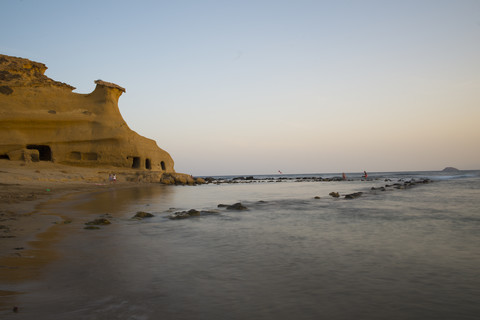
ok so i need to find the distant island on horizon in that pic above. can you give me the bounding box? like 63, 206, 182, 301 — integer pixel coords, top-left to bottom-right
442, 167, 460, 172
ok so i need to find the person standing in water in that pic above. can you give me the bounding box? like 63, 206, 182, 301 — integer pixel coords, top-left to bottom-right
342, 172, 346, 180
363, 171, 368, 179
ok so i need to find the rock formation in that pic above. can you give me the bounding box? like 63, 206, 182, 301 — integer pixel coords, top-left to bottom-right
0, 54, 174, 172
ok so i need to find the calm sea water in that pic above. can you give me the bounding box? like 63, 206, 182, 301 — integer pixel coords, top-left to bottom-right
2, 171, 480, 319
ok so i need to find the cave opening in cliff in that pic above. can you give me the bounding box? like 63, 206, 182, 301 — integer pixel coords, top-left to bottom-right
83, 152, 98, 161
132, 157, 141, 169
161, 161, 166, 171
145, 158, 151, 170
26, 145, 52, 161
70, 151, 81, 160
0, 154, 9, 160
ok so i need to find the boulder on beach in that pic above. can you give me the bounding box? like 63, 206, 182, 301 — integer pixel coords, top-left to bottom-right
160, 173, 196, 185
195, 177, 206, 184
160, 175, 176, 185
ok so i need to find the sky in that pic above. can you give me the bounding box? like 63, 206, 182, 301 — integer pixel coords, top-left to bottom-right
2, 0, 479, 175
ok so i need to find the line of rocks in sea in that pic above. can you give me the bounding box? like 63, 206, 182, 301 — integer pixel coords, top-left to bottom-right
324, 178, 433, 200
168, 202, 248, 220
168, 179, 434, 220
79, 178, 433, 227
81, 202, 250, 227
200, 175, 435, 185
201, 176, 352, 184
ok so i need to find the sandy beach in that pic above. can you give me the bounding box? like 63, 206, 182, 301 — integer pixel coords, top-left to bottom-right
0, 160, 160, 311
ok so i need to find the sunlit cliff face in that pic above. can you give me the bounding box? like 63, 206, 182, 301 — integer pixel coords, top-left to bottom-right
0, 54, 175, 172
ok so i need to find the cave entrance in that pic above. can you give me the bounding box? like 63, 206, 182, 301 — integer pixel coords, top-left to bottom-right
0, 154, 9, 160
145, 158, 151, 170
26, 145, 52, 161
132, 157, 141, 169
161, 161, 166, 171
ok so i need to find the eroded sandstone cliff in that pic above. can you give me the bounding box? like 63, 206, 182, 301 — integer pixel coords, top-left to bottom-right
0, 54, 175, 173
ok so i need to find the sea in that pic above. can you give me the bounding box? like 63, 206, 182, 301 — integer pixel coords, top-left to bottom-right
2, 170, 480, 319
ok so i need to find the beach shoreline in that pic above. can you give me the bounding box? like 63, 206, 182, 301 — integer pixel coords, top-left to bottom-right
1, 165, 478, 319
0, 160, 162, 309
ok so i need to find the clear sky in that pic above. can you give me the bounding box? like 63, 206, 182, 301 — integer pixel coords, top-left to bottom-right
2, 0, 479, 175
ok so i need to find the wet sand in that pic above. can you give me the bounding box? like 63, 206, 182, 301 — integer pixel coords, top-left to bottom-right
0, 160, 159, 313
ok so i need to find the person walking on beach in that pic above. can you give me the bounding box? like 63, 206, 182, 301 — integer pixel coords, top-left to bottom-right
363, 171, 368, 179
113, 173, 117, 182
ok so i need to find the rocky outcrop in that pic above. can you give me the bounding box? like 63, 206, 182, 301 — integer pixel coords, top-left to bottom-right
0, 54, 175, 173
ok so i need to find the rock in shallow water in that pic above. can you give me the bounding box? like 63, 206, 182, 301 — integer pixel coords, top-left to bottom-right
169, 209, 219, 220
344, 192, 363, 199
133, 211, 154, 219
226, 202, 248, 210
85, 218, 111, 225
169, 209, 200, 220
84, 226, 101, 230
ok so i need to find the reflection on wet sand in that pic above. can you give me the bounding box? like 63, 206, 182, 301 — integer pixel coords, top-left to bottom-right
0, 184, 174, 314
66, 185, 176, 217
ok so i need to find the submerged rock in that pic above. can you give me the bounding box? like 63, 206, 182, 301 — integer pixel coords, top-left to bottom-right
226, 202, 248, 210
85, 218, 111, 225
168, 209, 219, 220
84, 226, 101, 230
133, 211, 154, 219
169, 209, 200, 220
344, 192, 363, 199
329, 192, 340, 198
